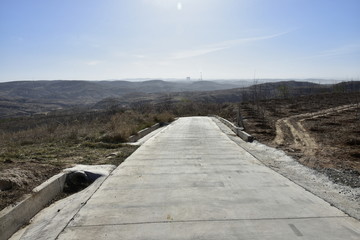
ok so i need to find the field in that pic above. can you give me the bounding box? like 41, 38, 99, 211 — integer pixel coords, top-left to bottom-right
235, 92, 360, 187
0, 109, 174, 210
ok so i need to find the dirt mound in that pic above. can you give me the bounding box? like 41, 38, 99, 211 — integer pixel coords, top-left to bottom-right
0, 168, 38, 191
0, 163, 61, 210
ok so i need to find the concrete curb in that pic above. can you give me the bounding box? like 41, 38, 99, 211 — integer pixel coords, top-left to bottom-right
1, 165, 115, 240
128, 123, 161, 143
214, 116, 254, 142
0, 173, 67, 240
236, 129, 254, 142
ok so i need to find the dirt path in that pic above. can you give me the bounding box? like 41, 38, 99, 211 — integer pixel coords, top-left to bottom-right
239, 93, 360, 188
274, 104, 358, 156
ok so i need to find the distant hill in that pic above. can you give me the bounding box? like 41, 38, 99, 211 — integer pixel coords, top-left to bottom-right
0, 79, 249, 102
93, 81, 360, 110
0, 80, 115, 103
0, 80, 359, 118
0, 79, 248, 117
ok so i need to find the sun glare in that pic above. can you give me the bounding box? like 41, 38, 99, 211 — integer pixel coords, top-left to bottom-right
177, 2, 182, 10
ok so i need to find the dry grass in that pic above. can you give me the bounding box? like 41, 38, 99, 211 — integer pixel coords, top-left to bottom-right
0, 108, 176, 210
0, 110, 175, 147
0, 109, 177, 169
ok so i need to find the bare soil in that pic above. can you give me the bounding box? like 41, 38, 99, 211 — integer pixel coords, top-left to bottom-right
0, 163, 62, 209
238, 92, 360, 188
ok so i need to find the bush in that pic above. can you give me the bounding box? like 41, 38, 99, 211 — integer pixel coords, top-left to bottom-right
82, 141, 123, 149
154, 112, 175, 124
99, 132, 128, 143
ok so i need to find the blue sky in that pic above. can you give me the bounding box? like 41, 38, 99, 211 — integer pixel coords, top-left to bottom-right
0, 0, 359, 81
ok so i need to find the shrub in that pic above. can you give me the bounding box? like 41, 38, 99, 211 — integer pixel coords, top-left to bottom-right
82, 141, 123, 149
154, 112, 175, 124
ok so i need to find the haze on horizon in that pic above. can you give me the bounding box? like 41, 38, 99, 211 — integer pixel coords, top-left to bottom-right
0, 0, 359, 82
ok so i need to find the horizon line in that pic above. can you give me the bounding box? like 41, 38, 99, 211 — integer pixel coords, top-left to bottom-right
0, 78, 359, 83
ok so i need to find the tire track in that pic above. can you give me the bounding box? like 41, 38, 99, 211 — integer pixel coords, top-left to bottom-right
273, 104, 358, 154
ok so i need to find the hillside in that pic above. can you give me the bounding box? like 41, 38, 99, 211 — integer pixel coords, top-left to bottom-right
0, 79, 249, 101
1, 80, 359, 118
93, 81, 360, 110
0, 80, 248, 118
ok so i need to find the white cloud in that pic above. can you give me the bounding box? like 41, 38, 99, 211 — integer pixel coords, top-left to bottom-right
171, 47, 227, 59
170, 32, 288, 59
86, 60, 101, 66
308, 43, 360, 59
133, 54, 146, 59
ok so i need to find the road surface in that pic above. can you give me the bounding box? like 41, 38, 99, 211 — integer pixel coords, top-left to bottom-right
44, 117, 360, 239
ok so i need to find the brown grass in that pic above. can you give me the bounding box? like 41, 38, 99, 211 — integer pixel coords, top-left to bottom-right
0, 109, 176, 210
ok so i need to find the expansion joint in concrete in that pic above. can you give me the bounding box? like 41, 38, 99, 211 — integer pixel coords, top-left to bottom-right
68, 215, 349, 228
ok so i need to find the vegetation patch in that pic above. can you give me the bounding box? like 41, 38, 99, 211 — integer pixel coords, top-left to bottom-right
0, 109, 176, 210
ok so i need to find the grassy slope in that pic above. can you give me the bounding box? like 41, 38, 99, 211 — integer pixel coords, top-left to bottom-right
0, 109, 174, 210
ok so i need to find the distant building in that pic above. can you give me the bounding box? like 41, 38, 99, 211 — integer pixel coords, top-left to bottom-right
186, 77, 191, 81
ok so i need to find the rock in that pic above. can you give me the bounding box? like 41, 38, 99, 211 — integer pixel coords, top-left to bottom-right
0, 179, 13, 191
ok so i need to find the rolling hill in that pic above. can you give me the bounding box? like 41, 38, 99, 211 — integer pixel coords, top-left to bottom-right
0, 79, 359, 118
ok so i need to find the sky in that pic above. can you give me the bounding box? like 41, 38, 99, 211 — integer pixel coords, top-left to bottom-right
0, 0, 359, 81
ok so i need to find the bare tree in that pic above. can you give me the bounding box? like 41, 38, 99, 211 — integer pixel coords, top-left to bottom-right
277, 84, 290, 99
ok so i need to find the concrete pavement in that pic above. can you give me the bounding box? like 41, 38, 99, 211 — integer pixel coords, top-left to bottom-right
35, 117, 360, 239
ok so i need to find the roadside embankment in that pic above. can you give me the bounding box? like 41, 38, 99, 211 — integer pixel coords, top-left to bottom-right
214, 116, 254, 142
1, 165, 115, 240
128, 123, 161, 143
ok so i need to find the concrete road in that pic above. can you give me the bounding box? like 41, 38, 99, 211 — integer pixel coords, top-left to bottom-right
58, 117, 360, 239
